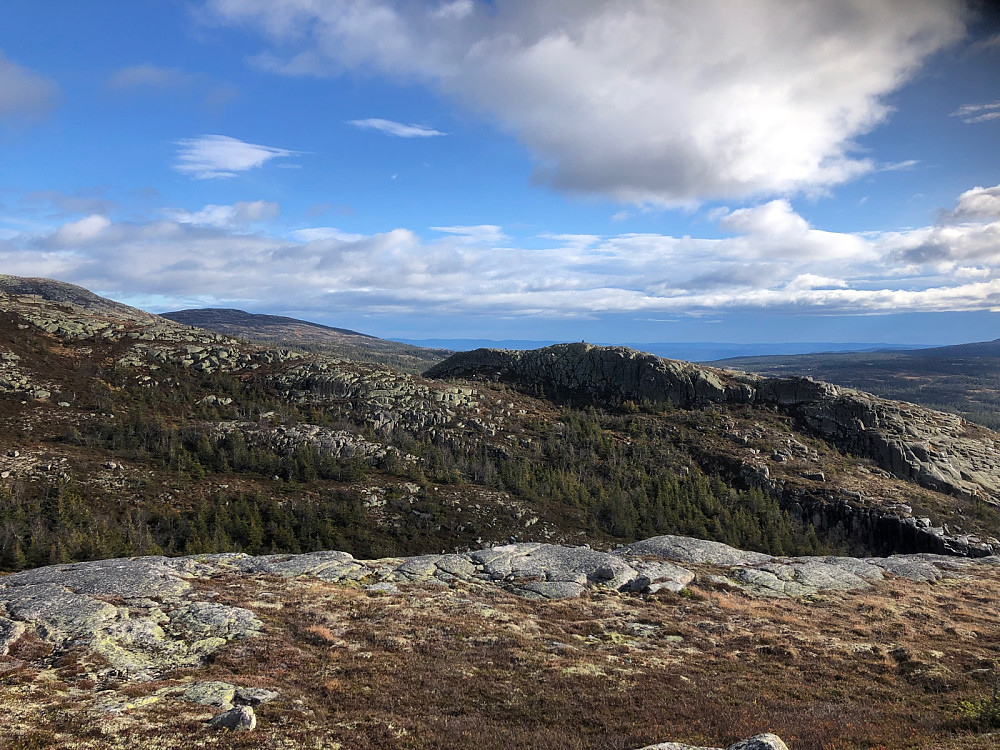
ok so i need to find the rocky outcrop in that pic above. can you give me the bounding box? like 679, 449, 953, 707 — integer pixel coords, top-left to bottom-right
428, 344, 1000, 508
2, 534, 993, 682
426, 343, 750, 408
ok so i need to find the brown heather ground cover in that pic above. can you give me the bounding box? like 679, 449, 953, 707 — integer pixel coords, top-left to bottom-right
2, 563, 1000, 750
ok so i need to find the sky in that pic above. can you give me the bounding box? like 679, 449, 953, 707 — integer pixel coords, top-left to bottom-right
1, 0, 1000, 347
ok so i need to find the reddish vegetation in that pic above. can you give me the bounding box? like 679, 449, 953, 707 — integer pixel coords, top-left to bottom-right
4, 565, 999, 749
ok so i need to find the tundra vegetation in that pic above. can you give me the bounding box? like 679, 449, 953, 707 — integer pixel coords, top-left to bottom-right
1, 277, 1000, 749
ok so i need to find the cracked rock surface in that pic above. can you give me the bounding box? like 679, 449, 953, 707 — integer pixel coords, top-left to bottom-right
1, 534, 995, 681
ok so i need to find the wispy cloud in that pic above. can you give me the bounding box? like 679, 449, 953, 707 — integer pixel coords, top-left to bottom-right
430, 225, 507, 244
0, 52, 60, 126
163, 200, 281, 227
107, 64, 197, 91
173, 135, 299, 179
349, 118, 446, 138
950, 100, 1000, 124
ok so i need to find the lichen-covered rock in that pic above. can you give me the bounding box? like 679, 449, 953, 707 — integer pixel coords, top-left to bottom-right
0, 616, 26, 655
1, 556, 192, 600
617, 535, 773, 566
183, 681, 238, 708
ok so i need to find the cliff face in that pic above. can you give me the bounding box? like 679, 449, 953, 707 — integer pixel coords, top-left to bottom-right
428, 344, 1000, 537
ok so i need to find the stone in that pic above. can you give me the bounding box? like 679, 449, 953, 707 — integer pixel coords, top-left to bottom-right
727, 735, 789, 750
634, 734, 788, 750
470, 542, 639, 593
617, 535, 772, 566
1, 556, 191, 600
235, 686, 280, 706
208, 705, 256, 731
183, 681, 237, 708
725, 560, 873, 598
0, 616, 26, 656
165, 601, 263, 641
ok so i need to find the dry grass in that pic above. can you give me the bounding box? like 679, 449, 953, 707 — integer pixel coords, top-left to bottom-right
3, 564, 998, 750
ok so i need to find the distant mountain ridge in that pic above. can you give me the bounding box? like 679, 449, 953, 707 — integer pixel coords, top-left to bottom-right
716, 339, 1000, 429
400, 338, 928, 362
163, 308, 378, 339
161, 307, 451, 374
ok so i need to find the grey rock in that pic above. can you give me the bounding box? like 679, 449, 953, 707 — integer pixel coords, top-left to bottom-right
726, 559, 872, 598
627, 560, 696, 592
868, 555, 947, 582
617, 535, 772, 566
184, 681, 237, 708
727, 735, 789, 750
471, 543, 639, 592
635, 734, 788, 750
236, 686, 280, 706
364, 582, 401, 595
208, 705, 256, 731
0, 616, 26, 656
166, 601, 263, 641
236, 550, 357, 578
0, 556, 191, 600
518, 581, 587, 600
0, 582, 119, 641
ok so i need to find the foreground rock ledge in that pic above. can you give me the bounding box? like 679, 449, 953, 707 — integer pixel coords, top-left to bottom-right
639, 734, 788, 750
1, 534, 996, 676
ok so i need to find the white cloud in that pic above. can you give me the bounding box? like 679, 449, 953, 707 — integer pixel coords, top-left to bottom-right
8, 182, 1000, 322
718, 200, 870, 261
950, 184, 1000, 220
164, 200, 281, 227
349, 118, 446, 137
107, 64, 198, 91
174, 135, 299, 179
205, 0, 967, 204
950, 100, 1000, 124
49, 215, 111, 247
784, 274, 849, 291
0, 52, 59, 125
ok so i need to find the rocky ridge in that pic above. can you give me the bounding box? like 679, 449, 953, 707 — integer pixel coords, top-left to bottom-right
428, 343, 1000, 553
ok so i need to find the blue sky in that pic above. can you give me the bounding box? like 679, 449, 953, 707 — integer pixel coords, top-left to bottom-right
1, 0, 999, 346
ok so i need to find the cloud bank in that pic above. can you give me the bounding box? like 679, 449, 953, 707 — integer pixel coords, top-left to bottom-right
5, 183, 1000, 323
205, 0, 967, 204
